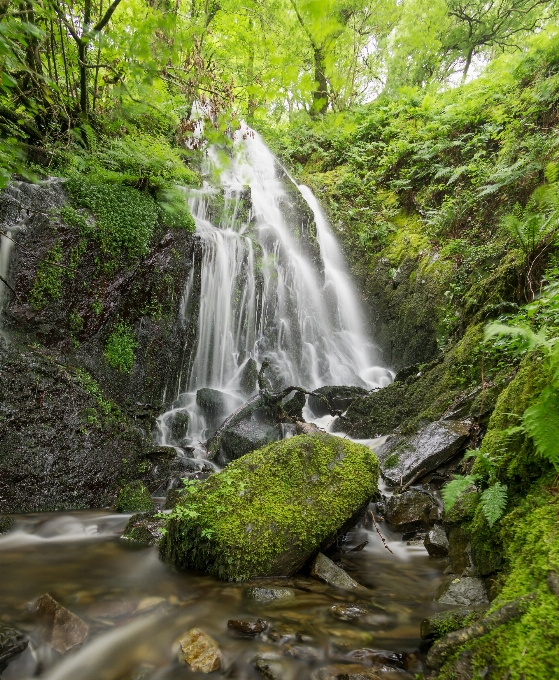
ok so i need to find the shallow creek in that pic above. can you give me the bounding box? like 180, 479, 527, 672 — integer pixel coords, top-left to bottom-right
0, 492, 450, 680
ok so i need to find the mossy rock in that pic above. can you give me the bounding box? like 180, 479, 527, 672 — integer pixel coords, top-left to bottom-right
122, 511, 164, 546
159, 434, 379, 581
420, 608, 483, 641
114, 481, 154, 513
0, 516, 15, 534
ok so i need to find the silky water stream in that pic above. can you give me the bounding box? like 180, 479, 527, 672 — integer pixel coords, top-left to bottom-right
0, 130, 451, 679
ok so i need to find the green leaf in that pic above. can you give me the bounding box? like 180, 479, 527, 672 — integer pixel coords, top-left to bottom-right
480, 482, 508, 527
442, 474, 479, 511
522, 385, 559, 469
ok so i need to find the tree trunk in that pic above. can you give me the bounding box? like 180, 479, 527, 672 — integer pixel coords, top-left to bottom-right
311, 46, 328, 117
461, 48, 473, 84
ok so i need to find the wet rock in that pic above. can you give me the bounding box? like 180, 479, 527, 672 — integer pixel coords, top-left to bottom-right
196, 388, 240, 425
176, 628, 221, 673
115, 481, 155, 513
330, 604, 389, 627
311, 553, 366, 592
30, 593, 89, 653
308, 386, 369, 417
160, 434, 379, 580
282, 390, 306, 419
246, 587, 296, 604
227, 619, 269, 636
219, 419, 279, 464
312, 664, 413, 679
424, 525, 449, 557
170, 412, 190, 442
0, 515, 14, 534
420, 609, 482, 641
240, 358, 258, 396
254, 652, 287, 680
341, 648, 405, 669
436, 577, 488, 606
0, 622, 28, 673
376, 420, 471, 485
122, 512, 164, 546
447, 526, 473, 574
384, 489, 434, 532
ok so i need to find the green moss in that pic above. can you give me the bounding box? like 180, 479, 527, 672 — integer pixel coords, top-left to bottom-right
440, 483, 559, 680
104, 321, 137, 374
29, 241, 64, 310
115, 481, 154, 513
384, 452, 400, 469
159, 434, 379, 581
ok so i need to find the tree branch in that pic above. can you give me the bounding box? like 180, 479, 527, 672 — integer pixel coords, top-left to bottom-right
93, 0, 123, 32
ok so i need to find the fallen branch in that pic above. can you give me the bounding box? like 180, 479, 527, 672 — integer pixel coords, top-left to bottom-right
369, 510, 393, 554
426, 593, 536, 669
0, 274, 17, 299
400, 468, 426, 492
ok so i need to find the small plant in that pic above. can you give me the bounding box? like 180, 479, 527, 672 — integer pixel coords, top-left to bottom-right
29, 242, 64, 310
104, 321, 137, 374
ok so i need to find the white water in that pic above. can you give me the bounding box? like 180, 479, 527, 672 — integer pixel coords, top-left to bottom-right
156, 127, 392, 455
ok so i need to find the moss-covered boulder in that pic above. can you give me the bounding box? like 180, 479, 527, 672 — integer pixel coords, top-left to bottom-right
114, 481, 154, 513
159, 434, 379, 581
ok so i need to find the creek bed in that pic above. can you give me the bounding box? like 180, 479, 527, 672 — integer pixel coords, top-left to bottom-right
0, 506, 450, 680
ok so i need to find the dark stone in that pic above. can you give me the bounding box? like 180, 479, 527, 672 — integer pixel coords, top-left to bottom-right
376, 420, 471, 485
308, 386, 369, 417
0, 623, 28, 674
122, 512, 165, 546
424, 524, 449, 557
284, 644, 321, 661
282, 390, 306, 419
420, 609, 482, 641
384, 489, 434, 533
239, 358, 258, 396
254, 653, 287, 680
436, 577, 488, 606
227, 619, 269, 636
311, 553, 366, 592
170, 412, 190, 442
219, 419, 279, 463
339, 648, 405, 669
196, 388, 233, 418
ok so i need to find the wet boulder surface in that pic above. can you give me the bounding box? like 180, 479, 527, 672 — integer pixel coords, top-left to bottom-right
160, 433, 379, 580
0, 623, 28, 673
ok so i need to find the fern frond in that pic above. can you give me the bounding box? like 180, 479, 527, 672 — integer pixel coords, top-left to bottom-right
480, 483, 508, 527
522, 385, 559, 469
484, 322, 542, 351
442, 474, 478, 511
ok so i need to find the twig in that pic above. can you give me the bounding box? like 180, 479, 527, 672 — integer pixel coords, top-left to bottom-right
0, 274, 17, 299
369, 510, 393, 554
400, 468, 426, 492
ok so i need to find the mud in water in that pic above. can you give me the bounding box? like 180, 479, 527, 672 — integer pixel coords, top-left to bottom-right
0, 506, 451, 680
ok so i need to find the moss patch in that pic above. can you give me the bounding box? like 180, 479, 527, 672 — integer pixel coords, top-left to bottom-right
159, 434, 379, 581
114, 481, 154, 513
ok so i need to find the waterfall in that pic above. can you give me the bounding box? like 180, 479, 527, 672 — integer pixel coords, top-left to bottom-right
156, 127, 392, 456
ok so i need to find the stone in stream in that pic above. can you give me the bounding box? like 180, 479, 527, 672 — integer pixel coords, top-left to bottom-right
311, 553, 368, 593
170, 412, 190, 442
308, 386, 369, 417
284, 644, 321, 661
436, 576, 488, 606
424, 524, 449, 557
330, 604, 391, 627
196, 388, 241, 424
122, 512, 165, 546
30, 593, 89, 653
176, 628, 221, 673
384, 489, 434, 532
253, 652, 288, 680
239, 358, 258, 396
227, 619, 270, 636
420, 609, 483, 641
159, 434, 379, 581
246, 587, 296, 604
375, 420, 471, 485
218, 419, 279, 464
0, 623, 28, 673
339, 648, 406, 669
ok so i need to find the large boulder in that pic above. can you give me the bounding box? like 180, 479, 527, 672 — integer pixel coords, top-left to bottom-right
375, 420, 471, 485
0, 623, 28, 673
384, 489, 435, 532
196, 388, 241, 426
160, 434, 379, 581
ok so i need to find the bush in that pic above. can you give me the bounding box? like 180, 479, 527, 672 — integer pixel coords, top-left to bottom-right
114, 481, 154, 513
104, 321, 137, 373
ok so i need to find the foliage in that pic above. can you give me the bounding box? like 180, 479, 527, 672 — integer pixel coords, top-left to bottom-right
114, 481, 154, 513
67, 178, 158, 259
104, 321, 137, 374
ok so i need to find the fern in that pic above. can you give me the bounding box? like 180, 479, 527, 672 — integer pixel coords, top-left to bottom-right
442, 474, 479, 510
522, 385, 559, 468
480, 482, 508, 527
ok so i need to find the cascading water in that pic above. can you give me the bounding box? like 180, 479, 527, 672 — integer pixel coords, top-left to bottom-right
156, 127, 392, 458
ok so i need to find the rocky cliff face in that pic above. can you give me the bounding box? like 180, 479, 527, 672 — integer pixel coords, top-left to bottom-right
0, 178, 199, 512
